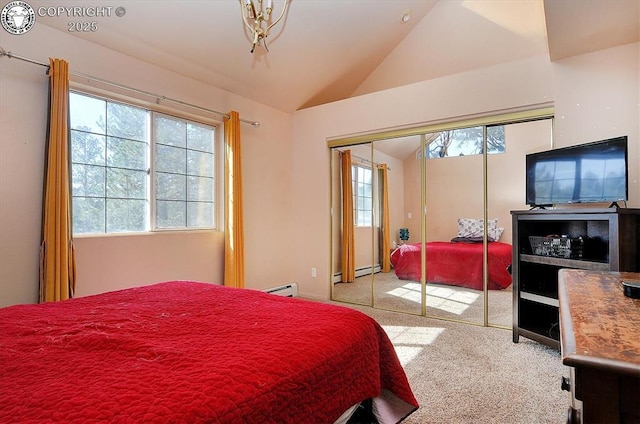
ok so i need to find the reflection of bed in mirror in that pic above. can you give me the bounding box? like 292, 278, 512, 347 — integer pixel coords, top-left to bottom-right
390, 241, 513, 290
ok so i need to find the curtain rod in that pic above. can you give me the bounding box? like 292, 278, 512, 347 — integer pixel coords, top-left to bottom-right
0, 47, 260, 128
339, 149, 390, 171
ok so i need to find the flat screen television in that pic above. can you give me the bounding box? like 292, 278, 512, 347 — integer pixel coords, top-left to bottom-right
526, 136, 628, 207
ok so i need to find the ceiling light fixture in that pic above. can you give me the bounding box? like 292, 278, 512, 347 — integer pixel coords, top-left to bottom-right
240, 0, 291, 53
401, 10, 412, 23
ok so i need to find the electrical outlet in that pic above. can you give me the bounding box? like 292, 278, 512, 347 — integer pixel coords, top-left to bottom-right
311, 267, 317, 278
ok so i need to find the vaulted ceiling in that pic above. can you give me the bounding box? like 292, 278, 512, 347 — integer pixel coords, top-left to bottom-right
27, 0, 640, 114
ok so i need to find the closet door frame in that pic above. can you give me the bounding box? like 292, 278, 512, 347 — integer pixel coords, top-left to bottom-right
328, 105, 554, 326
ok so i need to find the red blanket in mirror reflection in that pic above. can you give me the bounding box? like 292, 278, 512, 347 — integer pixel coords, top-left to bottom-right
390, 241, 513, 290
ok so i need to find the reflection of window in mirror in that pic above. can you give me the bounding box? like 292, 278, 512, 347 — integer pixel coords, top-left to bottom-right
425, 126, 506, 158
352, 164, 373, 227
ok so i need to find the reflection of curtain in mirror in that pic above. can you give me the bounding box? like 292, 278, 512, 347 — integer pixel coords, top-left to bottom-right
340, 151, 355, 283
378, 164, 390, 272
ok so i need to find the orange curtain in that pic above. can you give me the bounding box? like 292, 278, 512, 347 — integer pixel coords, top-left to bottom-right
378, 164, 391, 273
340, 151, 355, 283
224, 111, 245, 288
39, 58, 76, 302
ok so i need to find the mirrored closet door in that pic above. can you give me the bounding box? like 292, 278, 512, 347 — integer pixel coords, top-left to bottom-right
422, 127, 485, 325
372, 136, 423, 315
486, 120, 553, 327
329, 108, 555, 328
330, 144, 375, 306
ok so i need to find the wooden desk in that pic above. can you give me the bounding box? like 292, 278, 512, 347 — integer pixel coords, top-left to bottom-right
558, 269, 640, 424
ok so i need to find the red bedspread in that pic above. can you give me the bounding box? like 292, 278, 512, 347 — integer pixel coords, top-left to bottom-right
0, 281, 417, 423
391, 242, 513, 290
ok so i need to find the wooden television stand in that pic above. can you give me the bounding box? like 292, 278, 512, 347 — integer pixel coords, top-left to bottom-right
511, 207, 639, 349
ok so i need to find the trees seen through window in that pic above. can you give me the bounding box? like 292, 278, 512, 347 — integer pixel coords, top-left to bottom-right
70, 92, 216, 234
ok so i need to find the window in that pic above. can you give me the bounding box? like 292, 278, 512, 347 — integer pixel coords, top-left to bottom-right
70, 92, 216, 234
154, 115, 215, 229
426, 125, 505, 159
352, 164, 372, 226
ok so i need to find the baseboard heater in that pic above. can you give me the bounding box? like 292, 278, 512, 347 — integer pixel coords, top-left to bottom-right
333, 265, 381, 283
263, 283, 298, 297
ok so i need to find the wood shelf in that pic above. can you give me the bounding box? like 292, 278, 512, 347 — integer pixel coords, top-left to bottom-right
519, 254, 610, 271
520, 291, 558, 307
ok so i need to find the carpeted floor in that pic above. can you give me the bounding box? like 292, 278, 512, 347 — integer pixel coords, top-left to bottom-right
339, 302, 569, 424
333, 271, 513, 327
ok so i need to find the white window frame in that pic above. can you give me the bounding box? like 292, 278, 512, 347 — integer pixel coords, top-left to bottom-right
151, 112, 217, 231
69, 90, 221, 236
352, 164, 373, 227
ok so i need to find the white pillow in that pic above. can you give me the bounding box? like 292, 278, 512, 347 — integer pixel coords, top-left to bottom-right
455, 218, 503, 242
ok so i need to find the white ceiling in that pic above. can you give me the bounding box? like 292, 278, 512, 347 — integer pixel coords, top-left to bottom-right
26, 0, 639, 116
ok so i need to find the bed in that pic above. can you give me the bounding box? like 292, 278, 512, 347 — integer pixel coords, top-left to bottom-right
0, 281, 418, 423
390, 241, 513, 290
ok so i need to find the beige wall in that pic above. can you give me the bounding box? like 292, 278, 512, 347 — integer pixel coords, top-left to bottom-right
0, 24, 295, 306
425, 153, 485, 241
401, 149, 422, 244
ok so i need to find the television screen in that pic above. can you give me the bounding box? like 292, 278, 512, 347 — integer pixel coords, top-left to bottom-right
526, 136, 628, 207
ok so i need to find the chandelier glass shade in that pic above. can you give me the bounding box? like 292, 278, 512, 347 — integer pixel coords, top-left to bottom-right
240, 0, 291, 53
